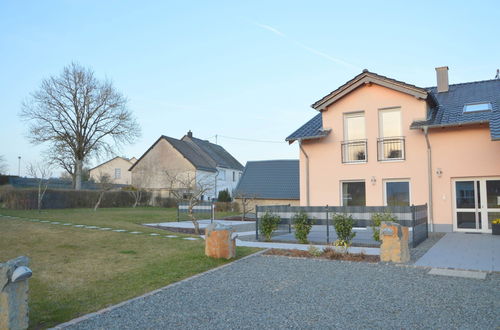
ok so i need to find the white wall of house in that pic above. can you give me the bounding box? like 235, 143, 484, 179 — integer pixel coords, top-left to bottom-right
216, 167, 242, 198
195, 170, 216, 200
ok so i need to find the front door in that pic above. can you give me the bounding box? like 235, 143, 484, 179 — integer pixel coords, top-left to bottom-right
453, 178, 500, 233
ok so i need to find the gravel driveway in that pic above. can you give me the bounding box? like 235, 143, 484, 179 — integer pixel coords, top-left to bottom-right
60, 255, 499, 329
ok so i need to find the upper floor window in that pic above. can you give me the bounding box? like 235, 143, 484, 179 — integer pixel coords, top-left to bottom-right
219, 170, 226, 180
342, 112, 367, 163
232, 171, 236, 182
463, 102, 492, 113
378, 108, 404, 161
114, 168, 121, 179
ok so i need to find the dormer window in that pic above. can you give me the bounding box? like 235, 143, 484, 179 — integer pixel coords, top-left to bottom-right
463, 102, 492, 113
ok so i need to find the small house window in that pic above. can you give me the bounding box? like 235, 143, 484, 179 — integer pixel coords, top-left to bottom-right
232, 171, 236, 182
463, 102, 492, 113
114, 168, 121, 179
219, 170, 226, 180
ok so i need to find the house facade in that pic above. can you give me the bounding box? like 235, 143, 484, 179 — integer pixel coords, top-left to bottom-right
287, 67, 500, 233
89, 156, 137, 185
234, 160, 300, 210
130, 131, 243, 200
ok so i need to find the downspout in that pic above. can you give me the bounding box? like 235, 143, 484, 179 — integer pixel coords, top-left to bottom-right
299, 139, 310, 206
423, 126, 434, 232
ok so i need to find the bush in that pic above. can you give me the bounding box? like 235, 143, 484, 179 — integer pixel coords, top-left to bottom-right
371, 211, 398, 242
217, 189, 232, 202
214, 201, 240, 213
259, 212, 281, 241
332, 213, 356, 247
292, 212, 314, 244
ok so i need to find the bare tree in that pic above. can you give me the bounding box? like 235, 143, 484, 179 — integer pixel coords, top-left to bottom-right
0, 155, 7, 175
26, 162, 53, 213
125, 185, 144, 208
20, 63, 141, 190
165, 170, 214, 235
94, 172, 114, 211
234, 192, 258, 221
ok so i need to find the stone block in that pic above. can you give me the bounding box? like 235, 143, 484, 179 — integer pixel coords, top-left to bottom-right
380, 222, 410, 263
0, 256, 31, 330
205, 222, 237, 259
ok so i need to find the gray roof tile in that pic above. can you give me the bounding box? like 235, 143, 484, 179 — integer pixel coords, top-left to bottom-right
286, 113, 329, 142
184, 136, 244, 171
234, 160, 299, 200
490, 110, 500, 140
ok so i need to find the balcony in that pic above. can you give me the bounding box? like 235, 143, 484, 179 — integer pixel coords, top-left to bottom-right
341, 139, 367, 163
377, 137, 405, 161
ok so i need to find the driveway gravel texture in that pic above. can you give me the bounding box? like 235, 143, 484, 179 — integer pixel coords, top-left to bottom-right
62, 255, 499, 330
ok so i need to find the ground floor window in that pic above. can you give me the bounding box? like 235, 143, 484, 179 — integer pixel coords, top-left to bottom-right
341, 181, 366, 206
384, 180, 410, 206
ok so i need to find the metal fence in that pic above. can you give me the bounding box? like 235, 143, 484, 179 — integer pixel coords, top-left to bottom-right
178, 201, 215, 221
255, 204, 428, 248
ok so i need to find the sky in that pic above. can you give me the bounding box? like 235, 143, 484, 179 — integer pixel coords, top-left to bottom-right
1, 0, 499, 177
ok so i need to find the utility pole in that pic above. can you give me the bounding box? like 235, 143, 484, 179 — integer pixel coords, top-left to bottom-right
17, 156, 21, 176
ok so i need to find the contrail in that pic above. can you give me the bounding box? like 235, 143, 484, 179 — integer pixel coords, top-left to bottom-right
252, 21, 359, 70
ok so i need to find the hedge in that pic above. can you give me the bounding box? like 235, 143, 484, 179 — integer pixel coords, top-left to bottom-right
0, 188, 153, 210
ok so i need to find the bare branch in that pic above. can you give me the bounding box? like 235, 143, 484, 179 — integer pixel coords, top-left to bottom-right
20, 63, 141, 190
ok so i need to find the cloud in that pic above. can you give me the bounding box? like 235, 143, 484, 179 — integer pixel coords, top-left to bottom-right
252, 21, 359, 70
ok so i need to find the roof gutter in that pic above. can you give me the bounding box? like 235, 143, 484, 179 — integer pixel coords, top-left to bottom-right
422, 126, 434, 232
299, 139, 310, 206
411, 120, 490, 130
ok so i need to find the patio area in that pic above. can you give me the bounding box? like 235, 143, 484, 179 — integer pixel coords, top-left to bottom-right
414, 233, 500, 272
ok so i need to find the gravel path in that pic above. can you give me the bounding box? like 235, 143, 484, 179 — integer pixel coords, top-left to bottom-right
60, 255, 499, 329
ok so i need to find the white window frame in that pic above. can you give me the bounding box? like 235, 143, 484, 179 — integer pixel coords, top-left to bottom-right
343, 111, 366, 141
114, 168, 121, 179
383, 179, 411, 206
378, 107, 404, 161
340, 180, 366, 206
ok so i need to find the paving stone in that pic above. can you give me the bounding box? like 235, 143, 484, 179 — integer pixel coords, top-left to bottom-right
63, 223, 72, 226
129, 231, 142, 234
149, 233, 160, 236
183, 237, 199, 241
428, 268, 487, 280
164, 235, 178, 238
84, 226, 99, 229
73, 225, 84, 228
40, 220, 50, 223
113, 229, 127, 232
50, 222, 61, 224
99, 228, 112, 231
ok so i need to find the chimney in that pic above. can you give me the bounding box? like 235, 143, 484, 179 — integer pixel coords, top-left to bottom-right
187, 130, 193, 138
435, 66, 449, 93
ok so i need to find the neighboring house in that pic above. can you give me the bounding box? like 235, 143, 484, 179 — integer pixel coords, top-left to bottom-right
130, 131, 244, 199
286, 67, 500, 233
89, 156, 137, 185
234, 160, 300, 210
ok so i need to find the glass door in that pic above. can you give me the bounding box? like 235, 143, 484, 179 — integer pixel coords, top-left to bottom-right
453, 178, 500, 233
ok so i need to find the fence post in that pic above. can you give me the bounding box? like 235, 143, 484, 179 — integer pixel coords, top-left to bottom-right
255, 206, 259, 240
211, 203, 215, 223
411, 204, 416, 248
326, 205, 330, 244
288, 207, 292, 234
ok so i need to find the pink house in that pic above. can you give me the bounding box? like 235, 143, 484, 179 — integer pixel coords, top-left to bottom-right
286, 67, 500, 233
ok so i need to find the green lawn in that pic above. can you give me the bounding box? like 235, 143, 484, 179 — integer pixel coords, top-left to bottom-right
0, 208, 259, 329
0, 207, 239, 234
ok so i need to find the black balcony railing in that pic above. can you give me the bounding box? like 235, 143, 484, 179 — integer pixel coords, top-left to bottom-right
341, 139, 367, 163
377, 137, 405, 161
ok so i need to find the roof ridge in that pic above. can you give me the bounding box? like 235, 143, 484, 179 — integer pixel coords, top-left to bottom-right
426, 77, 500, 90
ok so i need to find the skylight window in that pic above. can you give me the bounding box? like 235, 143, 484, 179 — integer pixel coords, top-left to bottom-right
463, 102, 492, 113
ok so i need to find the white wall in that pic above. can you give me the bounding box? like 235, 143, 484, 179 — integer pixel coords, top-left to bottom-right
216, 167, 242, 198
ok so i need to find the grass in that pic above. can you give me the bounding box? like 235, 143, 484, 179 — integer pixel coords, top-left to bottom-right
0, 209, 259, 329
0, 207, 239, 234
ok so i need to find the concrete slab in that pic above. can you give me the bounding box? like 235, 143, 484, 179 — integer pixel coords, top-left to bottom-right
144, 219, 255, 233
164, 235, 178, 238
428, 268, 487, 280
183, 237, 199, 241
415, 233, 500, 272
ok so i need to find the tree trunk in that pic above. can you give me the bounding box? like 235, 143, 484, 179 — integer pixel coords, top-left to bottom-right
75, 158, 83, 190
38, 183, 42, 213
188, 205, 200, 235
94, 192, 104, 211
